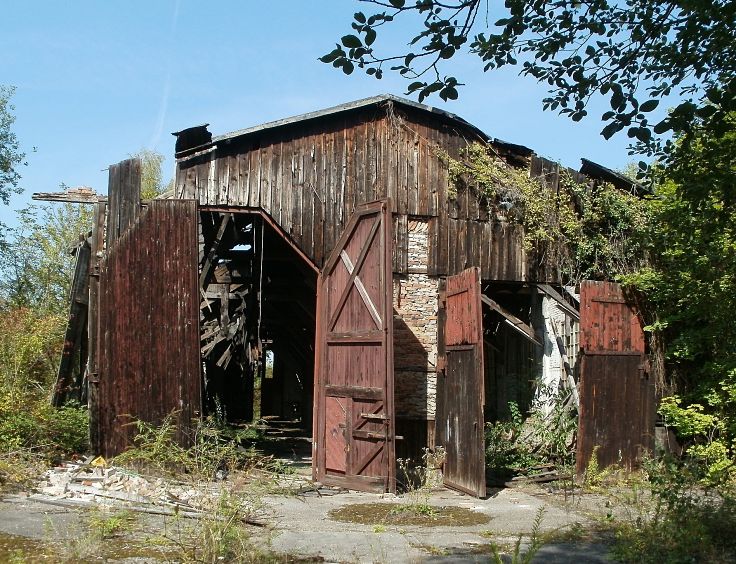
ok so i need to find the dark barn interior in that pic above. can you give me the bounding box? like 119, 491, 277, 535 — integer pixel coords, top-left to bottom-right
198, 209, 317, 435
481, 283, 539, 424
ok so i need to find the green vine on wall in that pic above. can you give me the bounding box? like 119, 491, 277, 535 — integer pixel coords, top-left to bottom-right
439, 142, 651, 285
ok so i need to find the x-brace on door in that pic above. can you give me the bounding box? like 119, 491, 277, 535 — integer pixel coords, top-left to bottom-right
313, 200, 395, 493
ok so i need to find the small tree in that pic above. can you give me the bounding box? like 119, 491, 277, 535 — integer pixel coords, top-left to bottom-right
131, 149, 171, 200
0, 85, 25, 206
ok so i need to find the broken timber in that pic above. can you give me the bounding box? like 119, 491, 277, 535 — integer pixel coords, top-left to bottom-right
52, 239, 91, 407
480, 295, 542, 347
550, 321, 580, 409
537, 283, 580, 321
32, 187, 105, 204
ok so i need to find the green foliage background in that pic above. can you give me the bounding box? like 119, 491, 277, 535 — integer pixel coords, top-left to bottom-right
624, 116, 736, 483
0, 147, 169, 489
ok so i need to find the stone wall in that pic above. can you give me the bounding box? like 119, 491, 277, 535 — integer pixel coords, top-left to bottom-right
393, 218, 438, 420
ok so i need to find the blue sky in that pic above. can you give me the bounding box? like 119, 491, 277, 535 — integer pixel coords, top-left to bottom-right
2, 1, 637, 226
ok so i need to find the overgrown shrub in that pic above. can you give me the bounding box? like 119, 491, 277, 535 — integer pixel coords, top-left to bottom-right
657, 372, 736, 486
612, 457, 736, 563
440, 142, 650, 285
0, 307, 88, 490
0, 307, 65, 392
485, 396, 577, 481
485, 402, 540, 480
114, 414, 261, 480
0, 393, 88, 455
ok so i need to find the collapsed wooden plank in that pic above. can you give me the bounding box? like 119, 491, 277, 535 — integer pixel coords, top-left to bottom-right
480, 295, 542, 347
32, 187, 105, 204
199, 213, 232, 289
52, 241, 92, 407
537, 283, 580, 320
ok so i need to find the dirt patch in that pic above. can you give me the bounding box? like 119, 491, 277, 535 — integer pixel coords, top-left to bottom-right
328, 502, 490, 527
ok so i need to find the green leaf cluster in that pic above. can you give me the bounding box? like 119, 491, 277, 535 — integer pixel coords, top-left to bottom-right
441, 142, 650, 285
325, 1, 736, 158
0, 201, 93, 315
130, 149, 170, 200
622, 116, 736, 485
0, 85, 25, 207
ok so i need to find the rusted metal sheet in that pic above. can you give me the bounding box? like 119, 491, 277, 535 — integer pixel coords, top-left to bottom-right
436, 267, 486, 498
577, 281, 654, 473
97, 200, 200, 457
314, 199, 395, 493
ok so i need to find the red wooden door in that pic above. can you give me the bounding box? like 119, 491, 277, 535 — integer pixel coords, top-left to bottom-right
577, 281, 655, 473
436, 267, 486, 497
313, 200, 395, 493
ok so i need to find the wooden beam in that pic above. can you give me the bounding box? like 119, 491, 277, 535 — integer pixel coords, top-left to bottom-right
480, 295, 542, 347
199, 213, 232, 289
537, 284, 580, 321
201, 206, 319, 274
550, 321, 580, 408
32, 187, 105, 204
87, 202, 106, 453
52, 241, 92, 406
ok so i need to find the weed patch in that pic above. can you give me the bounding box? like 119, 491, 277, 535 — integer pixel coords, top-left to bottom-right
485, 397, 576, 482
113, 414, 262, 481
329, 502, 489, 527
488, 507, 546, 564
599, 458, 736, 563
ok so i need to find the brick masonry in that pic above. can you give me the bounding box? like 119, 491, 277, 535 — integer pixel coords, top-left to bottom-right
393, 218, 438, 420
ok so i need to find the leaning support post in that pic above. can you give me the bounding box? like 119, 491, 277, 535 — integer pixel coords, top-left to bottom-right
550, 321, 580, 409
51, 240, 91, 407
87, 201, 106, 453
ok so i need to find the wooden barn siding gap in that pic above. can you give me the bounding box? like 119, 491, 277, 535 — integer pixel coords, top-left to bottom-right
97, 200, 200, 457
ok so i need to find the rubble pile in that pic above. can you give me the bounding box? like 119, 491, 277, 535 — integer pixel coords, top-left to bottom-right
30, 458, 221, 518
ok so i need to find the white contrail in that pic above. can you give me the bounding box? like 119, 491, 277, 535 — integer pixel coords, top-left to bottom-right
148, 0, 180, 148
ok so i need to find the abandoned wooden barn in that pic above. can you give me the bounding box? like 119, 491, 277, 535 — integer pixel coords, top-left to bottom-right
51, 94, 655, 497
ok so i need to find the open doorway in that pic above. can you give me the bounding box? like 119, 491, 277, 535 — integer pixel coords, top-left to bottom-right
481, 282, 540, 424
198, 209, 317, 468
437, 269, 579, 497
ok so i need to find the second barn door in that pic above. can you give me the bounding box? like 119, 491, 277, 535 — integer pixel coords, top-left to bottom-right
437, 267, 486, 497
314, 200, 395, 493
577, 281, 655, 473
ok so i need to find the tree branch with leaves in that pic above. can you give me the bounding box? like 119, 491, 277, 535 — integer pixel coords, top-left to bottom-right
323, 0, 736, 162
0, 85, 25, 207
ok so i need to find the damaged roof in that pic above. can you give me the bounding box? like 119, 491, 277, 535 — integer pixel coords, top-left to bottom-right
173, 94, 532, 158
174, 93, 641, 193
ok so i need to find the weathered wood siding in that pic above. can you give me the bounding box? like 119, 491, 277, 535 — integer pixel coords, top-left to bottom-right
577, 281, 655, 473
97, 200, 200, 457
175, 104, 530, 280
436, 267, 486, 497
